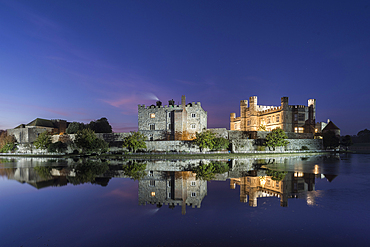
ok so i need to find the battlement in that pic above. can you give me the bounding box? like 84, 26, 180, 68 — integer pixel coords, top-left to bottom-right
289, 105, 307, 109
138, 102, 202, 110
259, 106, 282, 114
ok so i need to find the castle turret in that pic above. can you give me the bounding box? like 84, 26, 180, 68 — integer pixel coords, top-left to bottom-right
281, 97, 289, 109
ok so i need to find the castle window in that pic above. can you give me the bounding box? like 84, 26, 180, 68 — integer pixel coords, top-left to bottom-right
191, 124, 196, 129
276, 115, 280, 123
150, 124, 155, 130
294, 127, 304, 133
298, 114, 305, 121
276, 182, 279, 188
150, 113, 155, 118
191, 181, 196, 186
168, 192, 171, 198
168, 180, 172, 187
151, 192, 155, 197
191, 113, 196, 118
149, 171, 153, 177
149, 180, 155, 187
247, 120, 250, 126
168, 123, 172, 130
294, 114, 298, 121
267, 117, 271, 124
191, 192, 196, 197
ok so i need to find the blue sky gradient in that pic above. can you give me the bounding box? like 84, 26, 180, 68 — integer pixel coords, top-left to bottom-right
1, 0, 369, 135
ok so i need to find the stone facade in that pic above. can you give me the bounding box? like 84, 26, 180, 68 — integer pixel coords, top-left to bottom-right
230, 96, 316, 134
231, 139, 323, 153
138, 171, 207, 214
138, 95, 207, 140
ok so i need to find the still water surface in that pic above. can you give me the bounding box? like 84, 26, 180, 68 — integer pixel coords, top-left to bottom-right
1, 154, 370, 246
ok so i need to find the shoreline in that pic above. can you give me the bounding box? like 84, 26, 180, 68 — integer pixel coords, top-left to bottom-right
0, 151, 332, 160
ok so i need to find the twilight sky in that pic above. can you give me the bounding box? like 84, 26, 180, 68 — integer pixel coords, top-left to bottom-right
1, 0, 369, 135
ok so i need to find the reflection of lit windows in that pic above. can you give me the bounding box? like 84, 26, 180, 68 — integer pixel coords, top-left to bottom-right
149, 171, 153, 176
247, 120, 251, 126
150, 113, 155, 118
191, 113, 196, 118
149, 180, 155, 186
266, 179, 271, 186
191, 192, 196, 197
191, 124, 196, 129
150, 124, 155, 130
294, 172, 304, 177
191, 181, 196, 186
247, 177, 250, 183
151, 192, 155, 197
276, 181, 280, 188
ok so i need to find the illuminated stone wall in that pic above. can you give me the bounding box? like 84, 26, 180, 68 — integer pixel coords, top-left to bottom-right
138, 95, 207, 141
230, 96, 316, 134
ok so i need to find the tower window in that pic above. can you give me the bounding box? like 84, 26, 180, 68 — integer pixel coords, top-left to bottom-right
149, 124, 155, 130
150, 113, 155, 118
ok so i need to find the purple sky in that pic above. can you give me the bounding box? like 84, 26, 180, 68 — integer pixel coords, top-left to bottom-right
1, 1, 369, 135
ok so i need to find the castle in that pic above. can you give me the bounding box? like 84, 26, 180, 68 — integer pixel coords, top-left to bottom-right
138, 95, 207, 140
230, 96, 316, 134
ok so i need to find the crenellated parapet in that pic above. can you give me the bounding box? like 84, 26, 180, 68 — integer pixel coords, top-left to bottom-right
138, 102, 202, 110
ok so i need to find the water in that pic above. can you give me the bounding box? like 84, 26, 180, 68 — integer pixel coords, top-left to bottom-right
1, 154, 370, 246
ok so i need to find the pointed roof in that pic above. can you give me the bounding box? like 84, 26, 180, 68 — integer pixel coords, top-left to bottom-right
323, 121, 340, 131
26, 118, 55, 128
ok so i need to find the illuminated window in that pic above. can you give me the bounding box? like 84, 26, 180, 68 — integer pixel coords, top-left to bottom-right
191, 181, 196, 186
191, 192, 196, 197
149, 124, 155, 130
276, 115, 280, 123
191, 113, 196, 118
151, 192, 155, 197
149, 180, 155, 186
272, 116, 275, 122
150, 113, 155, 118
294, 172, 304, 177
294, 127, 304, 133
315, 128, 318, 133
191, 124, 196, 129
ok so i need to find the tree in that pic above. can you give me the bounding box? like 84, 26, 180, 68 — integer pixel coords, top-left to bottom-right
341, 135, 353, 151
193, 161, 230, 181
122, 161, 147, 180
48, 141, 68, 153
66, 122, 86, 134
123, 131, 146, 153
0, 132, 17, 153
213, 137, 230, 151
323, 130, 340, 149
194, 130, 216, 151
265, 128, 289, 151
33, 131, 52, 149
74, 129, 109, 154
356, 129, 370, 143
88, 117, 112, 133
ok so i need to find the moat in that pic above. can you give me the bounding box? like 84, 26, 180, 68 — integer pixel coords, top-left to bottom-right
1, 154, 370, 246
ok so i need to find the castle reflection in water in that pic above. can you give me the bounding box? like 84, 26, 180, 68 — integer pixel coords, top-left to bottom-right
0, 155, 340, 214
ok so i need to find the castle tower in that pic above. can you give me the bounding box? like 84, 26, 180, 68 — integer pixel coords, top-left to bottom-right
281, 97, 289, 109
249, 96, 258, 131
